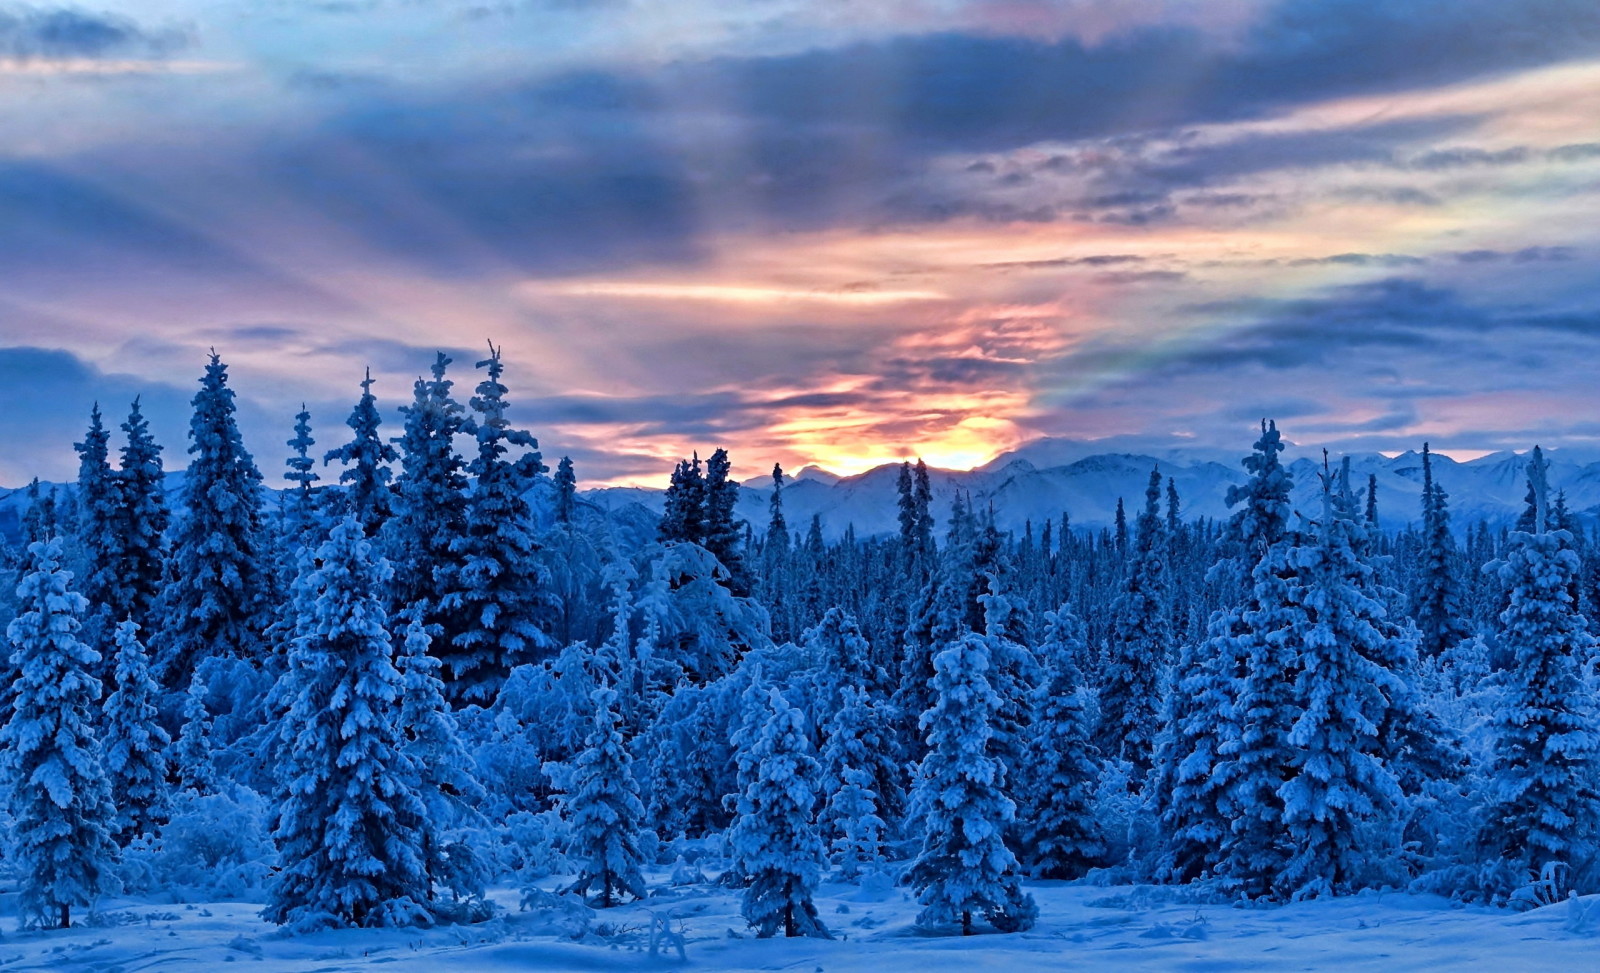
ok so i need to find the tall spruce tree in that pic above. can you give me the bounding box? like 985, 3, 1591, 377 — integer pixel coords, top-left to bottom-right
1160, 420, 1293, 883
561, 683, 648, 907
1099, 468, 1171, 777
72, 404, 120, 636
156, 352, 268, 687
820, 685, 889, 878
1, 538, 118, 929
282, 404, 321, 539
1274, 460, 1404, 899
438, 344, 554, 704
704, 448, 748, 594
115, 398, 169, 632
906, 633, 1037, 935
729, 687, 831, 939
267, 517, 430, 929
659, 454, 706, 544
386, 354, 469, 636
1412, 444, 1468, 658
1479, 448, 1600, 881
1020, 614, 1104, 878
553, 456, 577, 525
102, 619, 171, 846
324, 368, 398, 537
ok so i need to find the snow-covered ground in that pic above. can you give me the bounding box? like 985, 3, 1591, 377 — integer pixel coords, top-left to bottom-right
11, 875, 1597, 972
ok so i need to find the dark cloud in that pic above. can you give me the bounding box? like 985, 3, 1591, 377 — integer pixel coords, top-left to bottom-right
1285, 253, 1427, 268
687, 0, 1600, 155
1131, 277, 1600, 379
1451, 246, 1577, 263
129, 0, 1589, 283
983, 253, 1149, 271
1404, 146, 1532, 170
0, 5, 187, 60
1330, 185, 1442, 206
1094, 269, 1188, 285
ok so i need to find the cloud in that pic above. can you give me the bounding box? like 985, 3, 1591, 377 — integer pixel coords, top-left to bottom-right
0, 5, 186, 61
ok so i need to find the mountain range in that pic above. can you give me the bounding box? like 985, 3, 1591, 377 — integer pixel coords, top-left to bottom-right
4, 438, 1594, 546
584, 438, 1600, 541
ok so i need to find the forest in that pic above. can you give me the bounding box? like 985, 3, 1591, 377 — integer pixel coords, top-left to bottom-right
1, 345, 1595, 946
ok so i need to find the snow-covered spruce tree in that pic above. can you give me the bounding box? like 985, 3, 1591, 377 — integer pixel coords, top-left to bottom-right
324, 368, 398, 537
1274, 460, 1404, 899
976, 575, 1044, 843
728, 687, 831, 938
659, 454, 706, 544
1219, 534, 1303, 899
72, 404, 120, 644
1098, 467, 1171, 778
1, 538, 118, 930
156, 352, 269, 688
1412, 443, 1469, 659
266, 517, 430, 930
282, 403, 321, 539
801, 606, 886, 732
704, 448, 750, 595
1159, 419, 1293, 883
1020, 632, 1104, 879
102, 620, 171, 845
115, 398, 169, 632
1479, 449, 1600, 885
906, 633, 1037, 936
827, 765, 886, 881
437, 343, 554, 705
554, 455, 577, 524
173, 671, 216, 796
820, 684, 889, 877
396, 618, 486, 906
386, 354, 469, 635
560, 683, 648, 907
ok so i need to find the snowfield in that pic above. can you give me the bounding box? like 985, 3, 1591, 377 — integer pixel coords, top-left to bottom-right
10, 876, 1598, 972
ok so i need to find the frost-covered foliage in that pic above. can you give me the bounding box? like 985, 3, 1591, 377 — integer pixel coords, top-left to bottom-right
1, 538, 119, 929
634, 541, 771, 687
820, 683, 895, 871
102, 620, 171, 846
1099, 469, 1171, 776
114, 398, 169, 632
71, 404, 119, 646
386, 353, 469, 634
155, 352, 269, 687
437, 344, 555, 705
559, 684, 648, 907
396, 619, 487, 906
907, 634, 1037, 935
266, 518, 431, 930
729, 688, 831, 938
323, 369, 397, 537
1479, 516, 1600, 885
1161, 418, 1292, 885
1413, 444, 1469, 659
174, 671, 217, 796
132, 785, 277, 899
1019, 638, 1104, 879
1273, 462, 1405, 900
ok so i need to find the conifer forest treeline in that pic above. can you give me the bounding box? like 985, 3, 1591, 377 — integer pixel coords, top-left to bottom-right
1, 346, 1596, 937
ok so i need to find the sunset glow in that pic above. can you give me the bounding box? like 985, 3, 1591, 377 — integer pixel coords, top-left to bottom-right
3, 1, 1600, 488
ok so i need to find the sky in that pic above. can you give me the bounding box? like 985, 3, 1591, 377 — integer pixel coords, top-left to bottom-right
2, 0, 1599, 488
